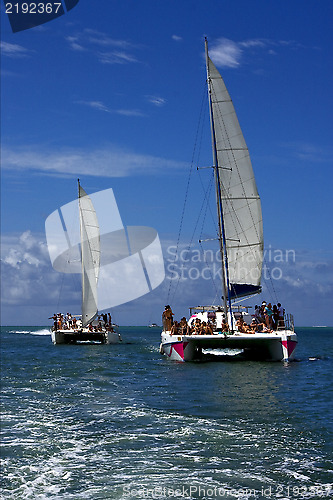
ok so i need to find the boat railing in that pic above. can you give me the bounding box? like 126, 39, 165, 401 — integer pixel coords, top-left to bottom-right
278, 313, 294, 332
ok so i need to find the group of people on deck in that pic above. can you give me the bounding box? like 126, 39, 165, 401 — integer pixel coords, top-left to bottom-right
162, 301, 285, 336
254, 301, 285, 331
49, 312, 79, 331
88, 313, 115, 333
49, 312, 114, 332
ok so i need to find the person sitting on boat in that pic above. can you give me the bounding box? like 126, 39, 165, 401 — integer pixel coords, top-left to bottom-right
108, 313, 112, 326
236, 317, 248, 333
88, 323, 93, 332
170, 321, 179, 335
72, 316, 77, 329
179, 317, 187, 334
221, 320, 229, 333
205, 322, 213, 335
199, 321, 207, 335
186, 323, 193, 335
250, 318, 257, 329
194, 319, 201, 335
246, 319, 257, 334
162, 305, 174, 331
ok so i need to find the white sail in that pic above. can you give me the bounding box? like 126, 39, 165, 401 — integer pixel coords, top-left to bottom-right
207, 56, 264, 297
79, 184, 100, 326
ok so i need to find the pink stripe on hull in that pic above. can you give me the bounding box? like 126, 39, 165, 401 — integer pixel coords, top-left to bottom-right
169, 341, 188, 361
282, 340, 297, 358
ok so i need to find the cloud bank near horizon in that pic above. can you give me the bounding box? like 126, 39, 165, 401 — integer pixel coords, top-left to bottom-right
1, 231, 332, 326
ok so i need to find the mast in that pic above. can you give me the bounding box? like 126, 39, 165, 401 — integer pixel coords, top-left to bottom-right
205, 38, 233, 329
78, 178, 85, 323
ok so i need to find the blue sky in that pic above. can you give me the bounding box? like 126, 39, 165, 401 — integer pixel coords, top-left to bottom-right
1, 0, 332, 326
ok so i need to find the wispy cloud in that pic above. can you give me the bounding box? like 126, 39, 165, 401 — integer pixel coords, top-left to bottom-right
78, 100, 111, 112
146, 96, 166, 107
208, 37, 304, 68
77, 100, 145, 117
115, 109, 145, 117
97, 50, 138, 65
281, 142, 333, 163
2, 145, 187, 178
1, 41, 31, 58
172, 35, 183, 42
65, 29, 141, 65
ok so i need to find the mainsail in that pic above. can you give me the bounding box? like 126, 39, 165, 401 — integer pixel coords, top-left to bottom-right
78, 182, 100, 326
207, 54, 264, 299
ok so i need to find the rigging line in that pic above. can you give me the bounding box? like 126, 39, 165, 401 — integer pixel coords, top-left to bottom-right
198, 167, 218, 233
166, 82, 207, 304
199, 240, 220, 297
197, 172, 220, 298
262, 255, 279, 304
169, 171, 214, 305
197, 171, 221, 297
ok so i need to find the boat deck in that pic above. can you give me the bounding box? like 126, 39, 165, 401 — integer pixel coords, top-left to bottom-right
161, 330, 298, 362
51, 329, 120, 345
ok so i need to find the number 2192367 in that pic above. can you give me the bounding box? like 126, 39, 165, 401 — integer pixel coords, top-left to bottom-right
5, 3, 62, 14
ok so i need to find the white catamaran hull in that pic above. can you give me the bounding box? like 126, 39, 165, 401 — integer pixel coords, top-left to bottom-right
51, 329, 121, 345
160, 330, 298, 362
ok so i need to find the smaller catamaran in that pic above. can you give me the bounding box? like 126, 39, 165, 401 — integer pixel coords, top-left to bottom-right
50, 180, 121, 345
160, 39, 297, 362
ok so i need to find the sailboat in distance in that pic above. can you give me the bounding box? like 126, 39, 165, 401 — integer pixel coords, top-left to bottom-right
160, 39, 297, 361
50, 180, 121, 344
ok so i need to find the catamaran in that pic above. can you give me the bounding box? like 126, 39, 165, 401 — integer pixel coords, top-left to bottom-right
50, 180, 121, 345
160, 39, 297, 362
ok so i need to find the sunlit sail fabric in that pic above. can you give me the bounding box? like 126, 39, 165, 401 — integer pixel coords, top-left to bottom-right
79, 185, 100, 326
208, 57, 263, 297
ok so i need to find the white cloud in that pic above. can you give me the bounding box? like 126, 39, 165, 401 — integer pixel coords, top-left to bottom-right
1, 231, 61, 307
146, 96, 166, 107
78, 100, 111, 113
1, 232, 332, 326
1, 41, 31, 57
209, 38, 243, 68
1, 145, 187, 178
65, 30, 140, 65
77, 100, 145, 117
208, 37, 303, 69
172, 35, 183, 42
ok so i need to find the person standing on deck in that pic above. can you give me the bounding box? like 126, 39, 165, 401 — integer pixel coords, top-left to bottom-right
162, 305, 174, 331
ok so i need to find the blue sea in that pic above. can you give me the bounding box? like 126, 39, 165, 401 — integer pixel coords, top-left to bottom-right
1, 326, 332, 499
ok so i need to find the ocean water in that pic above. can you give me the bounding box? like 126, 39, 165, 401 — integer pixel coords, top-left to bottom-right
1, 326, 332, 500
